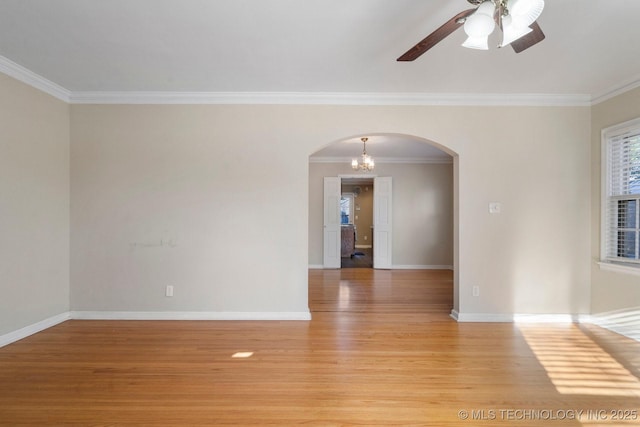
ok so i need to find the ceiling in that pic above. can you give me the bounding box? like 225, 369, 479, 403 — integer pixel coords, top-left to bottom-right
1, 0, 639, 97
311, 135, 451, 162
1, 0, 639, 160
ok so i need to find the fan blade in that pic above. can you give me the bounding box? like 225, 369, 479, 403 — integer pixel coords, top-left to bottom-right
510, 21, 545, 53
397, 8, 476, 61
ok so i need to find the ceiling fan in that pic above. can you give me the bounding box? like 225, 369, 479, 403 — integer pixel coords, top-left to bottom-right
398, 0, 545, 61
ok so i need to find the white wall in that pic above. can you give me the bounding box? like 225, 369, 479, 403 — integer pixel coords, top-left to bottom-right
0, 74, 70, 335
70, 103, 591, 318
309, 161, 453, 268
591, 87, 640, 314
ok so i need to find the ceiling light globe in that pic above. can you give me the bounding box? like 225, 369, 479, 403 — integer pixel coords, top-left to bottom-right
500, 14, 533, 46
462, 35, 490, 50
476, 0, 496, 16
508, 0, 544, 28
464, 12, 495, 38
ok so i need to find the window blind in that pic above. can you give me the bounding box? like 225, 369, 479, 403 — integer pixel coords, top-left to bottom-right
609, 132, 640, 197
605, 128, 640, 262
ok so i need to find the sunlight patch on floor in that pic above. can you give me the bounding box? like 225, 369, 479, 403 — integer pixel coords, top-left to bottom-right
231, 351, 254, 358
520, 326, 640, 398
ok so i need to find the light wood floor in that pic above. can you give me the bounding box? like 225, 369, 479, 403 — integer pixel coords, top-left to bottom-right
1, 269, 640, 426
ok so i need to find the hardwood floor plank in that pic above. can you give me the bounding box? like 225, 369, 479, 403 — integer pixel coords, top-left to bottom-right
1, 270, 639, 425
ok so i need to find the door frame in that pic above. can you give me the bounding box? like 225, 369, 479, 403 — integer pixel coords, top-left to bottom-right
323, 174, 391, 269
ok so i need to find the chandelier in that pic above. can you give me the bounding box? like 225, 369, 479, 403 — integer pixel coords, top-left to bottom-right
352, 137, 375, 172
462, 0, 544, 50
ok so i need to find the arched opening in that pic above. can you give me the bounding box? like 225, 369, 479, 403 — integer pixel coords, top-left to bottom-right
308, 133, 460, 316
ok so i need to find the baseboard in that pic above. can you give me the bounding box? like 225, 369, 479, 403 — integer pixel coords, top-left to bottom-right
70, 311, 312, 321
514, 314, 590, 323
0, 310, 312, 348
0, 312, 71, 348
452, 310, 638, 343
310, 264, 453, 270
589, 308, 640, 342
452, 311, 514, 322
393, 265, 453, 270
3, 310, 638, 349
452, 310, 590, 323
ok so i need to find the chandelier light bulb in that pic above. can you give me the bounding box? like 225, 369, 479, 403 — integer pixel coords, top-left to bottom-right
364, 156, 374, 168
352, 137, 375, 172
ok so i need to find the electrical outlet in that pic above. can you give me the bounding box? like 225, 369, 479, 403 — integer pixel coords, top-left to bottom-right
166, 285, 174, 297
364, 235, 367, 241
472, 286, 480, 297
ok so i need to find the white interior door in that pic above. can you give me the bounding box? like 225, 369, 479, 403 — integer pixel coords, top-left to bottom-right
323, 177, 341, 269
373, 176, 392, 269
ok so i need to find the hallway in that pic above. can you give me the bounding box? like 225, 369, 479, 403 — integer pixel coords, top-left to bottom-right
309, 268, 453, 314
340, 247, 373, 268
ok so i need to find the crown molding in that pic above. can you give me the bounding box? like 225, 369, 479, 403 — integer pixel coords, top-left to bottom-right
591, 74, 640, 106
309, 156, 452, 164
69, 90, 591, 106
0, 56, 70, 102
3, 54, 638, 107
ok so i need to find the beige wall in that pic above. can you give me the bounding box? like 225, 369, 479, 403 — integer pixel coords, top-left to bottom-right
70, 103, 590, 317
70, 105, 311, 314
0, 74, 70, 335
0, 62, 623, 334
591, 87, 640, 314
310, 162, 454, 268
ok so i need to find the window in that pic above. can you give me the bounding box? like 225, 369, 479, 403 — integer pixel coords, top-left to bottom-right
602, 118, 640, 264
340, 193, 354, 224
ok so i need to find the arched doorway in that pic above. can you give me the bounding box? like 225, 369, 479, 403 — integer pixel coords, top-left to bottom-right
308, 133, 460, 315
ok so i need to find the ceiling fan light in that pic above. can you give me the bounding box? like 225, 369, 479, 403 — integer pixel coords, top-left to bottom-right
500, 15, 533, 47
463, 12, 495, 38
475, 0, 496, 17
508, 0, 544, 28
462, 35, 490, 50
